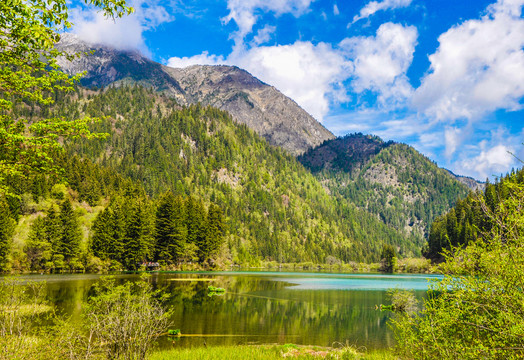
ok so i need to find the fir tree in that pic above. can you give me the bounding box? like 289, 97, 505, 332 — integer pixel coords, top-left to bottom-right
57, 199, 82, 261
201, 203, 224, 261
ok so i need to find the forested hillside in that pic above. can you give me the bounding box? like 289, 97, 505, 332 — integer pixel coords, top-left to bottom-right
64, 86, 418, 262
10, 85, 420, 265
426, 167, 524, 260
299, 134, 470, 251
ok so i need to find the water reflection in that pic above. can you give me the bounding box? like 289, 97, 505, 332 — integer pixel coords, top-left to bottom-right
10, 272, 437, 350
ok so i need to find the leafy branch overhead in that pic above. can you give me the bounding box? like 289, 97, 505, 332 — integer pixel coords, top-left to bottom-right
0, 0, 133, 196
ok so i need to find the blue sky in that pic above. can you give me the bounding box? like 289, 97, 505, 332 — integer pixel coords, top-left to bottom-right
69, 0, 524, 180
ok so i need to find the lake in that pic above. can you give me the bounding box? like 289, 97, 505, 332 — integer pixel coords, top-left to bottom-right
15, 271, 441, 350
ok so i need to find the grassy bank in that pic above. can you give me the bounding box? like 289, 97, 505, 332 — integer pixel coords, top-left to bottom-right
150, 344, 397, 360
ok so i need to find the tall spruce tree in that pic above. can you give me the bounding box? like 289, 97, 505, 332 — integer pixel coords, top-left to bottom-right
202, 203, 224, 261
124, 200, 151, 270
154, 192, 187, 263
57, 199, 82, 261
90, 207, 113, 260
185, 196, 206, 262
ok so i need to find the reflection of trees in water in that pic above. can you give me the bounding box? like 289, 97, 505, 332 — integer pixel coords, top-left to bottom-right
40, 274, 426, 349
161, 275, 407, 348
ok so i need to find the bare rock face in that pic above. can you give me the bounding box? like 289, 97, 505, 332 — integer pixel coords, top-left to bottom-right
56, 34, 334, 155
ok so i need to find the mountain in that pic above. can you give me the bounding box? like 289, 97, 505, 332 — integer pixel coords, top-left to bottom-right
299, 134, 471, 246
445, 170, 485, 191
54, 87, 415, 262
55, 34, 334, 155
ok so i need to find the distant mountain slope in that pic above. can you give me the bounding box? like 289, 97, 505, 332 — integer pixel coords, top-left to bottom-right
50, 86, 418, 262
299, 134, 471, 246
55, 34, 334, 155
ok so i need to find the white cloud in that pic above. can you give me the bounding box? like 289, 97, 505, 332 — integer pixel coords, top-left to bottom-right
413, 0, 524, 121
166, 51, 226, 68
166, 22, 417, 121
462, 144, 516, 180
340, 22, 418, 107
232, 41, 349, 120
70, 0, 173, 55
252, 25, 276, 45
352, 0, 412, 23
333, 4, 340, 16
444, 127, 463, 158
222, 0, 313, 46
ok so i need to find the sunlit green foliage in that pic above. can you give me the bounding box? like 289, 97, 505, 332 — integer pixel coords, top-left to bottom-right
427, 167, 524, 260
62, 86, 411, 263
300, 135, 470, 257
392, 180, 524, 359
0, 0, 132, 197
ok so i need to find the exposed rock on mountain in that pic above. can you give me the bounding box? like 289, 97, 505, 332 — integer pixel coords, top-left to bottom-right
445, 170, 485, 191
56, 34, 334, 155
299, 134, 471, 243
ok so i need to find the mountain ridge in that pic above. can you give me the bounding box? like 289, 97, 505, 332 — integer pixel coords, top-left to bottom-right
56, 34, 335, 155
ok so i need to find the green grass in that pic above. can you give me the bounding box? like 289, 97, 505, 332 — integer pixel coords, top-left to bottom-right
149, 344, 398, 360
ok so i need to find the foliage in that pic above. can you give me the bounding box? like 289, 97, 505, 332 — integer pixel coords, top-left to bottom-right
386, 288, 418, 313
0, 0, 132, 197
300, 135, 471, 257
426, 167, 524, 260
60, 86, 410, 263
0, 199, 15, 272
380, 244, 396, 273
391, 180, 524, 359
83, 275, 171, 360
0, 277, 51, 359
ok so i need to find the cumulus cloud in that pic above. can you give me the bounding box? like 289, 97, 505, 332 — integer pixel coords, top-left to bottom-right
333, 4, 340, 16
222, 0, 313, 46
70, 0, 173, 54
166, 22, 417, 121
352, 0, 412, 23
413, 0, 524, 121
341, 22, 418, 107
462, 144, 516, 180
233, 41, 349, 120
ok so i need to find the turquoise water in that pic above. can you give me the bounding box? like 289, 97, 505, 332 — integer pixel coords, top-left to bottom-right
13, 271, 441, 350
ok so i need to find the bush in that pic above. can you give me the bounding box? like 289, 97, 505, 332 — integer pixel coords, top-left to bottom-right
391, 182, 524, 359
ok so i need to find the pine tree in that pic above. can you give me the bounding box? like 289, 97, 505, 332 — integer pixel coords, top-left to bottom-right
25, 216, 53, 271
185, 196, 206, 262
90, 207, 113, 260
110, 201, 126, 263
154, 192, 187, 263
0, 199, 15, 272
57, 199, 82, 261
201, 203, 224, 261
124, 200, 151, 270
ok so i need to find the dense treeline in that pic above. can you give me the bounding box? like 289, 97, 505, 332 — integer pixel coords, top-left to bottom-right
1, 85, 430, 270
51, 86, 413, 263
302, 138, 470, 255
426, 167, 524, 260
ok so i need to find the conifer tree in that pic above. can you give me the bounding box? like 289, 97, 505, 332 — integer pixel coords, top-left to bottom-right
185, 197, 206, 261
0, 199, 15, 272
110, 201, 126, 263
25, 216, 53, 271
90, 207, 113, 260
201, 203, 224, 261
57, 199, 82, 260
124, 200, 151, 270
154, 192, 187, 263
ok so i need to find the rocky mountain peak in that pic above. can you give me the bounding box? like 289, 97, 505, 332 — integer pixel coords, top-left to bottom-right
55, 34, 335, 154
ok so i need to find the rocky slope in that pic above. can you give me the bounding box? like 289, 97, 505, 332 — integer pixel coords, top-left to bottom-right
299, 134, 472, 242
56, 34, 334, 155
